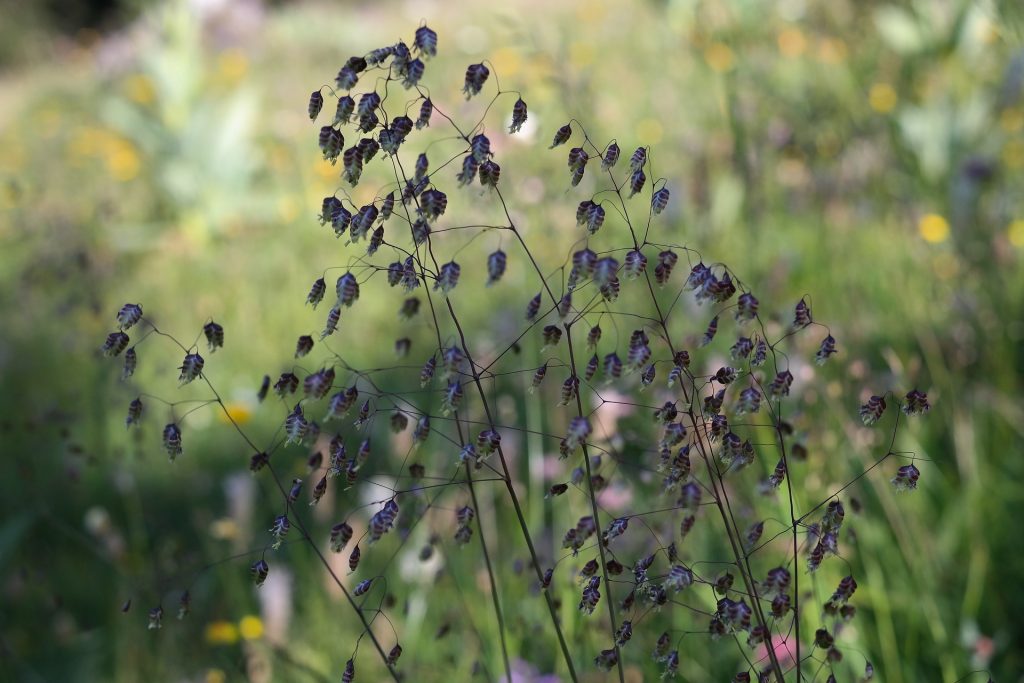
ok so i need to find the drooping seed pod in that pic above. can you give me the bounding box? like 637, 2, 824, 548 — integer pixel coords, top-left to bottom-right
329, 522, 353, 553
304, 277, 327, 309
736, 386, 761, 414
602, 141, 620, 169
336, 272, 359, 307
859, 394, 887, 425
704, 389, 725, 415
651, 249, 677, 287
294, 335, 314, 359
750, 338, 767, 367
584, 354, 599, 381
435, 261, 460, 294
485, 249, 506, 286
442, 345, 464, 378
102, 331, 130, 357
249, 451, 269, 473
402, 58, 425, 88
592, 257, 619, 288
304, 367, 335, 399
470, 133, 491, 162
334, 95, 354, 125
353, 578, 374, 597
319, 126, 344, 163
412, 415, 431, 445
891, 463, 921, 491
320, 306, 341, 339
356, 91, 380, 118
334, 65, 359, 90
902, 389, 930, 416
542, 325, 562, 349
414, 24, 438, 57
147, 605, 163, 630
651, 185, 670, 214
558, 375, 579, 406
729, 336, 753, 361
714, 366, 737, 384
415, 97, 433, 129
585, 325, 601, 349
273, 373, 298, 398
701, 316, 719, 347
630, 146, 647, 172
116, 303, 143, 330
250, 558, 269, 587
441, 380, 463, 416
816, 334, 837, 364
664, 564, 694, 593
121, 347, 137, 380
529, 363, 548, 394
350, 204, 378, 240
366, 226, 384, 256
525, 292, 542, 321
628, 168, 646, 196
567, 147, 587, 171
399, 297, 420, 320
410, 217, 431, 245
125, 397, 144, 429
369, 499, 399, 542
286, 479, 301, 505
768, 370, 793, 397
308, 90, 324, 120
793, 298, 813, 329
479, 159, 500, 187
476, 428, 501, 457
342, 658, 355, 683
284, 404, 308, 444
550, 123, 572, 148
623, 249, 647, 279
162, 423, 182, 461
456, 154, 479, 186
463, 63, 489, 98
269, 514, 290, 549
603, 517, 629, 544
178, 352, 204, 384
603, 352, 623, 380
357, 136, 380, 163
348, 544, 361, 571
509, 98, 528, 133
641, 364, 656, 388
556, 293, 572, 318
419, 355, 436, 387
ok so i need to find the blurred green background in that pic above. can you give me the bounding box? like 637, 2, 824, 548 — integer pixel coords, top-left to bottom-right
1, 0, 1022, 681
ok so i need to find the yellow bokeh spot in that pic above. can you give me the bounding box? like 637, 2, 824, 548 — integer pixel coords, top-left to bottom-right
218, 401, 252, 425
204, 620, 239, 646
1007, 219, 1024, 247
816, 38, 848, 64
777, 28, 807, 58
1002, 139, 1024, 169
704, 43, 735, 72
217, 49, 249, 85
205, 669, 227, 683
869, 83, 898, 114
569, 41, 594, 68
1000, 108, 1023, 133
209, 518, 239, 540
239, 615, 264, 640
105, 140, 141, 182
123, 74, 156, 106
490, 47, 521, 78
635, 118, 663, 145
918, 213, 950, 243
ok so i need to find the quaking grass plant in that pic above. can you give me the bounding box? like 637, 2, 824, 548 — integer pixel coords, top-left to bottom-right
102, 25, 931, 682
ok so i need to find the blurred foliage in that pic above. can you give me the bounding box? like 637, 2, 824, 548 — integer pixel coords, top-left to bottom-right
0, 0, 1022, 681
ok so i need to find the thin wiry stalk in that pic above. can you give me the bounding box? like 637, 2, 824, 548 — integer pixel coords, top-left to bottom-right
563, 323, 627, 683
